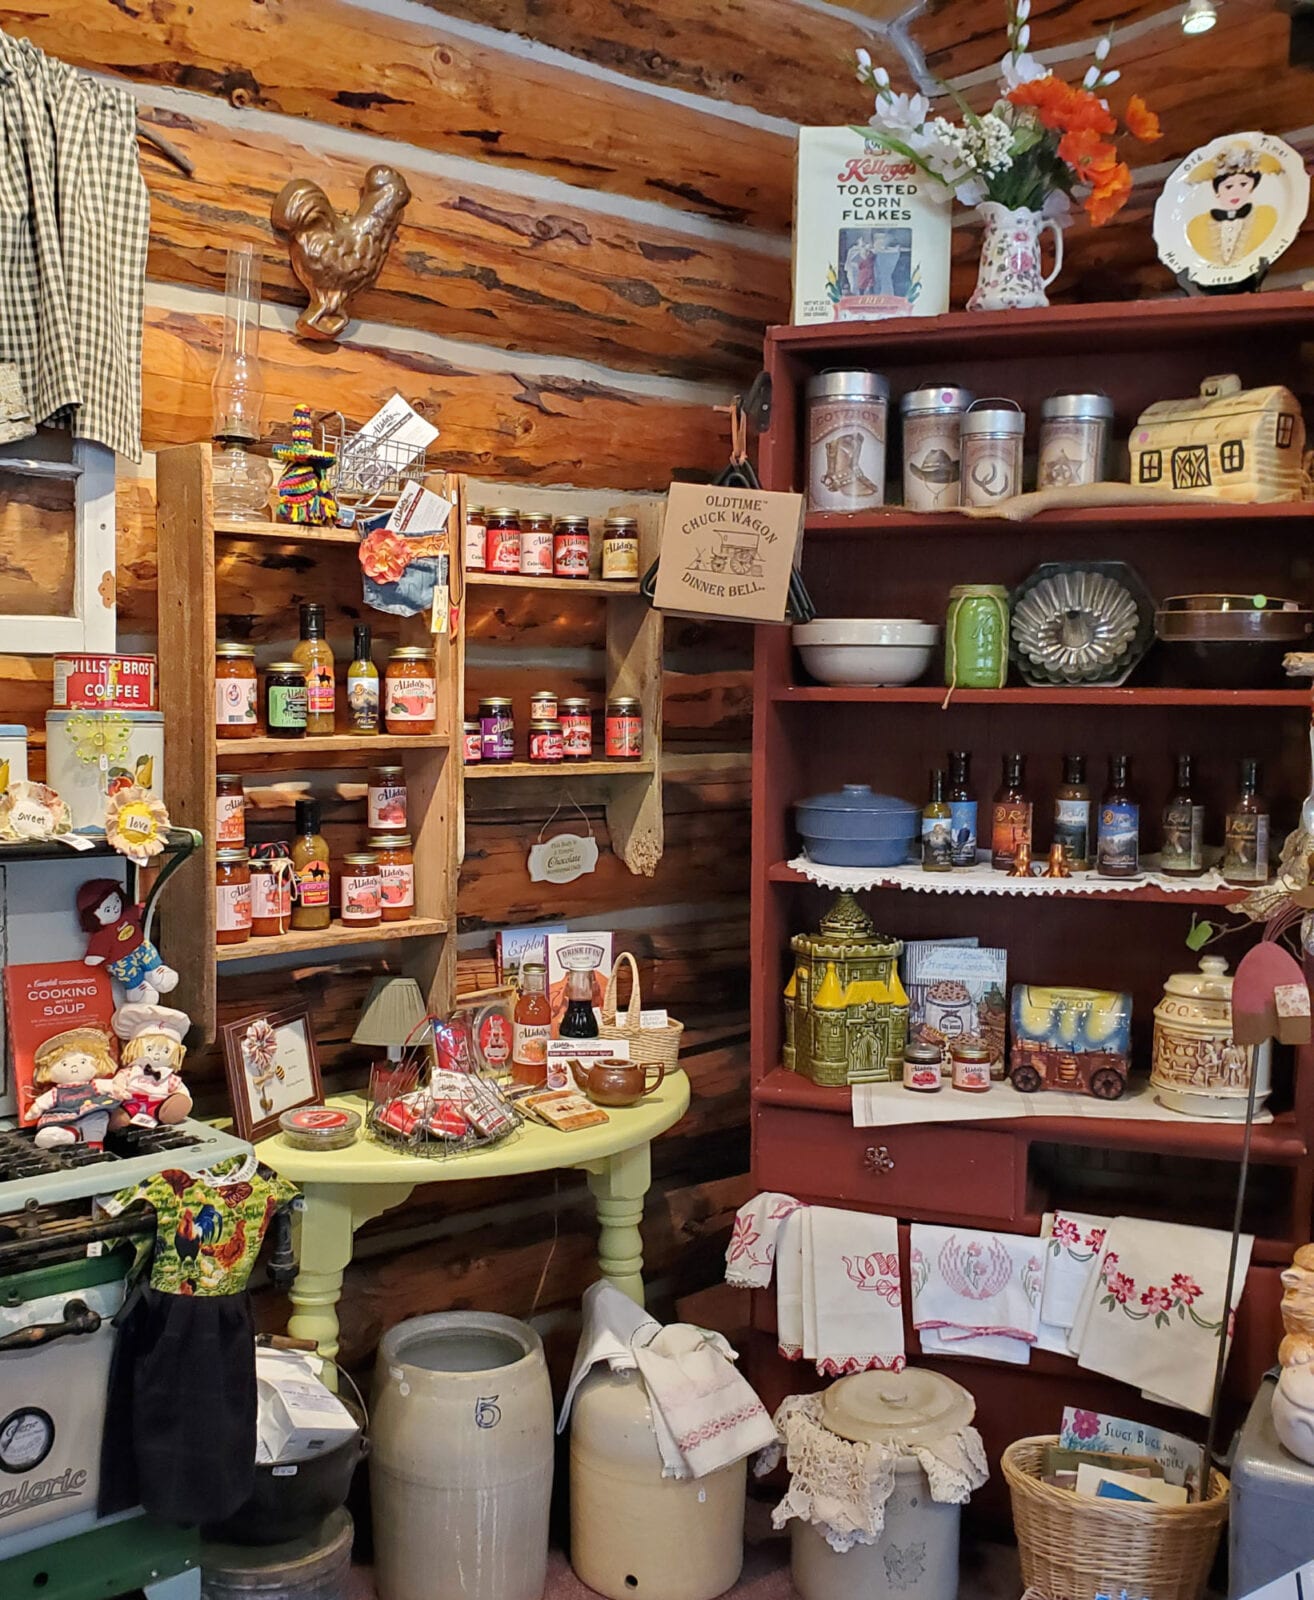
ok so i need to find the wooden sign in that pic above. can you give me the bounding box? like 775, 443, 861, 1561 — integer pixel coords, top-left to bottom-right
653, 482, 803, 624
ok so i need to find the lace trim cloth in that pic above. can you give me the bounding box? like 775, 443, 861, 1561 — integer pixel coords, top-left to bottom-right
789, 855, 1228, 898
755, 1392, 989, 1553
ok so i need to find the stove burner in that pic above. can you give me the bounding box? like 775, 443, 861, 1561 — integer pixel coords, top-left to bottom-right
0, 1122, 205, 1178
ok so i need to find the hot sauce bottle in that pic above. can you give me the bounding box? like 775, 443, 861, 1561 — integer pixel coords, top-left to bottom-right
991, 753, 1031, 871
1052, 754, 1091, 872
1096, 754, 1139, 879
293, 603, 336, 735
291, 798, 332, 931
1160, 753, 1204, 878
946, 750, 977, 867
921, 769, 953, 872
347, 624, 379, 735
512, 961, 552, 1087
1223, 757, 1271, 885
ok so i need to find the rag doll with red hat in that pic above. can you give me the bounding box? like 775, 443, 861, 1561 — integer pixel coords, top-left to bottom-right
77, 878, 179, 1004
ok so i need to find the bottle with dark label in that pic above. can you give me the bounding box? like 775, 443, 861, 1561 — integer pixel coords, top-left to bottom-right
1096, 754, 1139, 878
946, 750, 977, 867
1052, 754, 1091, 872
921, 769, 953, 872
991, 753, 1032, 871
1160, 753, 1204, 877
1223, 757, 1271, 885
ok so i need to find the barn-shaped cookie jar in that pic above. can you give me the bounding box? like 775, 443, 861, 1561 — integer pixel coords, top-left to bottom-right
1130, 373, 1306, 502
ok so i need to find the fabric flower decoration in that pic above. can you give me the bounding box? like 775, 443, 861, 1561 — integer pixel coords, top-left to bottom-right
105, 786, 171, 864
242, 1019, 279, 1077
360, 527, 414, 584
0, 781, 72, 842
64, 710, 132, 769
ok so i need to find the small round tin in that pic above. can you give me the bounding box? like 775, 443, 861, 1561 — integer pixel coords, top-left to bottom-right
278, 1105, 362, 1150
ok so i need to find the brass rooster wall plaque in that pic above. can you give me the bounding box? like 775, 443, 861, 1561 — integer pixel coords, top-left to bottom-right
271, 164, 411, 342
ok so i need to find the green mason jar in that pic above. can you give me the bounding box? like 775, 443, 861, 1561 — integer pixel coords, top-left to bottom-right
945, 584, 1009, 688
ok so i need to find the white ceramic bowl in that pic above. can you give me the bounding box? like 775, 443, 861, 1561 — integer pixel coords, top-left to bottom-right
793, 619, 940, 686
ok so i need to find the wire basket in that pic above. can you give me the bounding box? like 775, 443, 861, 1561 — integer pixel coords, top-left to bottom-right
318, 407, 435, 511
367, 1016, 522, 1159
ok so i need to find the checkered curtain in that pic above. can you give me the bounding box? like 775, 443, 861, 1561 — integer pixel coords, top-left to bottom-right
0, 30, 148, 461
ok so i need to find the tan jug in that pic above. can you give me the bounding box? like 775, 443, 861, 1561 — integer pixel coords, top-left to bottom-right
569, 1057, 665, 1107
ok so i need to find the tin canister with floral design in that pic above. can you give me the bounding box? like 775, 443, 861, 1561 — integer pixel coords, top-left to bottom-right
944, 585, 1009, 689
46, 709, 165, 833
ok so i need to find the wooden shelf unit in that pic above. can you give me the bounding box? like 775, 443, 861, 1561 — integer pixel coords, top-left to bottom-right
750, 291, 1314, 1455
156, 444, 460, 1041
459, 502, 664, 876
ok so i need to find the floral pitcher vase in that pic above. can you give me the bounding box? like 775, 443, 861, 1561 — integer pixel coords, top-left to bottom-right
967, 202, 1064, 312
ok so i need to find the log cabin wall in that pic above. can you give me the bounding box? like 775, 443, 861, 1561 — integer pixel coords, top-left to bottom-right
2, 0, 1312, 1363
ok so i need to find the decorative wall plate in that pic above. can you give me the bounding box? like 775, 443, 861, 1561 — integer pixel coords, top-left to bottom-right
1153, 132, 1309, 289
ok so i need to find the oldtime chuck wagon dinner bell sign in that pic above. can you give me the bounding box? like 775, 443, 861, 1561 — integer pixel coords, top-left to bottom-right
654, 482, 804, 624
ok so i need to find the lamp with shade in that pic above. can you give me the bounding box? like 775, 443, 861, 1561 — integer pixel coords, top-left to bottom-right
353, 976, 428, 1105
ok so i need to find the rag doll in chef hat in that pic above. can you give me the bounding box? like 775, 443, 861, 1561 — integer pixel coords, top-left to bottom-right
109, 1004, 194, 1130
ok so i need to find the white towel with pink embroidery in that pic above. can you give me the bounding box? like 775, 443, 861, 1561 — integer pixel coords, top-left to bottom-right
1040, 1211, 1114, 1332
631, 1322, 778, 1479
802, 1206, 905, 1376
910, 1224, 1046, 1347
776, 1210, 805, 1361
725, 1192, 803, 1288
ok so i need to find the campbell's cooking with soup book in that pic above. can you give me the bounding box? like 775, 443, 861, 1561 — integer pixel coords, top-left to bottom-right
793, 126, 951, 324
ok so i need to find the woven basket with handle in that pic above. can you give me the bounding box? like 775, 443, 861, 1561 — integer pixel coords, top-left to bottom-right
598, 951, 683, 1071
1003, 1436, 1229, 1600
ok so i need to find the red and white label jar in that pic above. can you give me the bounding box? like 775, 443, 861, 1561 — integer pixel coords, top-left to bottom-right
519, 516, 553, 576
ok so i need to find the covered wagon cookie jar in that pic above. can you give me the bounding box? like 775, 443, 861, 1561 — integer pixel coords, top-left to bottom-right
1150, 954, 1271, 1119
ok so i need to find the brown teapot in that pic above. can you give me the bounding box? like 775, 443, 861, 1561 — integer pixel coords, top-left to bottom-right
569, 1057, 665, 1107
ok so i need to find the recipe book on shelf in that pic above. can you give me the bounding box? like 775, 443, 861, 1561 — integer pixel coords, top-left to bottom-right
3, 961, 117, 1125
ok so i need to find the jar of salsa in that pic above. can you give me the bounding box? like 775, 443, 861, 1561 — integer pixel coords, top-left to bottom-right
605, 696, 643, 760
265, 662, 307, 739
385, 647, 436, 734
215, 643, 258, 738
478, 697, 514, 763
369, 832, 415, 922
216, 773, 245, 848
249, 852, 293, 937
529, 719, 563, 763
341, 853, 381, 928
464, 504, 487, 573
561, 697, 592, 761
215, 847, 252, 945
485, 508, 521, 574
553, 516, 590, 579
367, 766, 408, 831
519, 511, 553, 576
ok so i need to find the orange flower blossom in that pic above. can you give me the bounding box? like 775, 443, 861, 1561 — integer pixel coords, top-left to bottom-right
1124, 94, 1162, 142
1085, 159, 1133, 226
1008, 75, 1116, 136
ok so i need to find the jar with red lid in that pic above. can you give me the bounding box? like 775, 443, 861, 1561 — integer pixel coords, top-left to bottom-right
341, 853, 382, 928
529, 719, 564, 764
485, 508, 521, 574
519, 511, 553, 577
561, 697, 592, 761
215, 848, 252, 945
215, 643, 258, 738
553, 516, 591, 579
249, 852, 293, 937
216, 773, 245, 849
369, 832, 414, 922
605, 697, 643, 761
384, 648, 436, 734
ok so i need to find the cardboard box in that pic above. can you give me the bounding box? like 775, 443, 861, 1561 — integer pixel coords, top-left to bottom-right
255, 1349, 357, 1463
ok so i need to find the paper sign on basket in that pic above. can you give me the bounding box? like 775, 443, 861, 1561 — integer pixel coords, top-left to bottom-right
528, 832, 599, 883
653, 482, 804, 624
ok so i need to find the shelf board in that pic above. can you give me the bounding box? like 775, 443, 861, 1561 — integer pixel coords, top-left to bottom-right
752, 1068, 1307, 1162
467, 573, 642, 596
803, 502, 1314, 536
214, 517, 360, 545
0, 827, 198, 864
216, 915, 449, 962
216, 732, 449, 755
774, 686, 1308, 707
766, 860, 1247, 906
465, 759, 654, 779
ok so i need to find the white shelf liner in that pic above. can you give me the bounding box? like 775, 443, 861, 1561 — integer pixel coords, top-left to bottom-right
788, 855, 1232, 898
851, 1078, 1271, 1129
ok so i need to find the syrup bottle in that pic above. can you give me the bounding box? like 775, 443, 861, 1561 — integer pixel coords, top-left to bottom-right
1096, 754, 1139, 879
991, 753, 1031, 871
1160, 753, 1204, 878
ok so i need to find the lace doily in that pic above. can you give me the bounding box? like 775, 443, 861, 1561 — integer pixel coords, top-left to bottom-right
789, 855, 1229, 898
755, 1392, 989, 1553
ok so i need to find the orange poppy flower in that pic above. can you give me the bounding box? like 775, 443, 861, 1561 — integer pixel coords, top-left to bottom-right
1009, 75, 1116, 137
1059, 128, 1115, 174
1085, 159, 1132, 226
1124, 94, 1162, 142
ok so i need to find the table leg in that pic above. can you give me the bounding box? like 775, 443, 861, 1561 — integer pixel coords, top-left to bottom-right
584, 1142, 651, 1304
289, 1182, 412, 1362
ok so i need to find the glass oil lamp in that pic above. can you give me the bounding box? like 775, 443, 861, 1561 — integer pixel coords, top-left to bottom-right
211, 244, 273, 520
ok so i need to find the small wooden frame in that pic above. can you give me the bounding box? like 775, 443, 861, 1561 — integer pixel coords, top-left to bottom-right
221, 1002, 323, 1141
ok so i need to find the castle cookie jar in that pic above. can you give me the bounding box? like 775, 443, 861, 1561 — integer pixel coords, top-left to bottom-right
1150, 954, 1271, 1120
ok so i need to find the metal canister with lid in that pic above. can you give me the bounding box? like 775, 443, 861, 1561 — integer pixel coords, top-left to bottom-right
805, 369, 889, 513
900, 386, 974, 511
478, 696, 514, 763
960, 399, 1025, 506
1037, 392, 1115, 489
601, 516, 640, 581
903, 1038, 945, 1092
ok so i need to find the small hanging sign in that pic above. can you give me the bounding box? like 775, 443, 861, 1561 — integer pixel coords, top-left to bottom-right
528, 800, 599, 884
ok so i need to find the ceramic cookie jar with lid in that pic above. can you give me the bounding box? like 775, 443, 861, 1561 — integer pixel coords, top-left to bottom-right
1150, 954, 1271, 1119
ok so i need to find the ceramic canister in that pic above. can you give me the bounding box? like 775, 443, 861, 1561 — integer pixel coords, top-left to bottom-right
1037, 393, 1115, 489
806, 370, 890, 513
45, 709, 164, 833
1151, 954, 1272, 1119
0, 725, 28, 793
960, 399, 1025, 506
900, 386, 974, 511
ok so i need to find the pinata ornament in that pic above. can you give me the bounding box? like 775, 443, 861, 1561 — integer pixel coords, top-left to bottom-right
275, 405, 339, 525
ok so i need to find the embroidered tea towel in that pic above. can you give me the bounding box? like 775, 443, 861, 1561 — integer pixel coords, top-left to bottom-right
1041, 1210, 1114, 1332
776, 1209, 806, 1361
803, 1206, 905, 1376
631, 1322, 777, 1479
910, 1224, 1045, 1345
918, 1326, 1033, 1365
725, 1191, 802, 1288
1074, 1216, 1254, 1416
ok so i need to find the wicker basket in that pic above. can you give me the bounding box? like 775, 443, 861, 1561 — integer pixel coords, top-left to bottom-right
1003, 1436, 1229, 1600
598, 952, 683, 1071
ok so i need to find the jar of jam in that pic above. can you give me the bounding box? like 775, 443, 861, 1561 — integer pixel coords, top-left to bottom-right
903, 1038, 945, 1092
385, 647, 436, 734
215, 643, 258, 738
464, 504, 487, 573
479, 696, 514, 762
369, 832, 415, 922
215, 847, 252, 944
216, 773, 245, 848
605, 696, 643, 761
341, 853, 382, 928
529, 690, 557, 722
265, 662, 307, 739
950, 1038, 993, 1093
463, 719, 482, 763
561, 697, 593, 761
249, 851, 293, 937
601, 516, 640, 581
529, 719, 564, 763
367, 766, 408, 831
485, 508, 521, 574
553, 515, 591, 579
519, 511, 553, 576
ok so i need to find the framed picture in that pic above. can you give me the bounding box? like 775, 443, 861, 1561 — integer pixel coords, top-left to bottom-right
221, 1004, 322, 1142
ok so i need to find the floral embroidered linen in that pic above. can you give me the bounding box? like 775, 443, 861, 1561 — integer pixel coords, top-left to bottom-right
725, 1191, 802, 1288
910, 1224, 1045, 1365
1070, 1216, 1253, 1415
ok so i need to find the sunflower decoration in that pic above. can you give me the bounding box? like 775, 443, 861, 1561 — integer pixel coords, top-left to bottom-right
0, 781, 72, 842
105, 785, 172, 865
64, 710, 132, 770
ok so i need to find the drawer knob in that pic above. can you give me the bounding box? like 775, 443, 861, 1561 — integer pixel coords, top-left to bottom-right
864, 1144, 895, 1175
